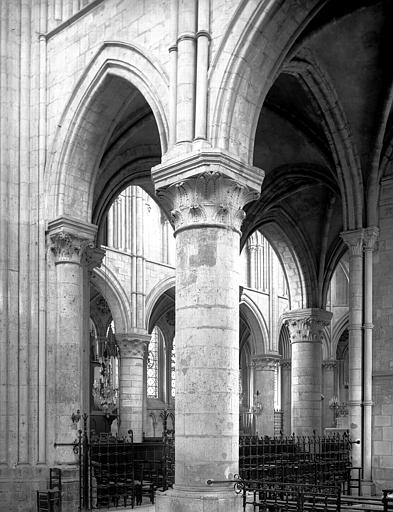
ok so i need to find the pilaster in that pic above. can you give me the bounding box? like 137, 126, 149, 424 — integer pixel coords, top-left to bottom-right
283, 308, 332, 435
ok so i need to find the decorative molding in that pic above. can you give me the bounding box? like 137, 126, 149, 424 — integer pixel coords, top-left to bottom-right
282, 308, 332, 344
152, 149, 264, 192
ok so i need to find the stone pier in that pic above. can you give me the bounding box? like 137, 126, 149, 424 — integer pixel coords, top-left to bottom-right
116, 334, 150, 441
283, 308, 332, 435
153, 151, 263, 512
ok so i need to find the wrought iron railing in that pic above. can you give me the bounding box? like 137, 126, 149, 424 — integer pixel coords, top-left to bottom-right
239, 431, 352, 490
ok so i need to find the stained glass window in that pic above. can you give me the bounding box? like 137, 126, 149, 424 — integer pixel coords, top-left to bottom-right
147, 326, 160, 398
171, 339, 176, 398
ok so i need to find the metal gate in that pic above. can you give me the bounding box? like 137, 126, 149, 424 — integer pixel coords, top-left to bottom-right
78, 415, 135, 510
78, 414, 175, 510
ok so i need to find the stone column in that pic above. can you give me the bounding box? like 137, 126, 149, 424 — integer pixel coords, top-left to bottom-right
280, 359, 292, 435
283, 308, 332, 435
322, 360, 337, 429
252, 355, 279, 436
153, 151, 262, 512
341, 229, 364, 468
116, 334, 150, 442
363, 227, 378, 490
48, 216, 97, 464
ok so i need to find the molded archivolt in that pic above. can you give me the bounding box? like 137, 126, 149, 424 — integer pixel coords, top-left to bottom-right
92, 263, 131, 334
145, 277, 176, 333
240, 293, 269, 355
45, 42, 169, 223
331, 312, 349, 359
283, 50, 363, 231
209, 0, 326, 163
259, 222, 307, 310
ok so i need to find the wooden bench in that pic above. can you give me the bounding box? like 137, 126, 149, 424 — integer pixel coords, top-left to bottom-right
238, 479, 393, 512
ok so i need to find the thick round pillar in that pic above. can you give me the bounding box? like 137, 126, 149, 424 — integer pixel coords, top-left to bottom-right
116, 334, 149, 442
48, 217, 97, 464
283, 308, 332, 435
48, 218, 98, 512
252, 355, 278, 436
175, 225, 239, 486
152, 152, 263, 512
341, 229, 364, 468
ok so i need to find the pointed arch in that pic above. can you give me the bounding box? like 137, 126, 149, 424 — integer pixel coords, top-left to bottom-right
45, 41, 169, 223
283, 49, 363, 230
145, 277, 176, 332
209, 0, 326, 162
240, 292, 269, 355
92, 262, 131, 334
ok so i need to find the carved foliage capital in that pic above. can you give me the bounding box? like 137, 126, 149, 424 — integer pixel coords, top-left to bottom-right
322, 359, 337, 370
252, 354, 280, 370
340, 229, 364, 256
283, 308, 332, 344
116, 335, 150, 359
157, 171, 259, 233
363, 226, 379, 252
280, 359, 292, 370
50, 231, 94, 264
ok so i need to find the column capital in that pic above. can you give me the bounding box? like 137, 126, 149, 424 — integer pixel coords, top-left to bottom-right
322, 359, 337, 370
282, 308, 332, 344
340, 228, 364, 256
152, 150, 263, 234
116, 333, 150, 358
363, 226, 379, 252
48, 215, 98, 264
85, 246, 106, 273
280, 359, 292, 369
251, 353, 281, 370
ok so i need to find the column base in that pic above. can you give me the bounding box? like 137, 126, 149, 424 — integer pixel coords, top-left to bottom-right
361, 479, 376, 496
155, 487, 243, 512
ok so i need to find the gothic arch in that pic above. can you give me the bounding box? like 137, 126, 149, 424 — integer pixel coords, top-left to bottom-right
209, 0, 326, 162
256, 222, 307, 310
145, 277, 176, 333
92, 263, 131, 334
283, 49, 363, 230
331, 312, 349, 359
239, 292, 269, 355
45, 41, 169, 223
